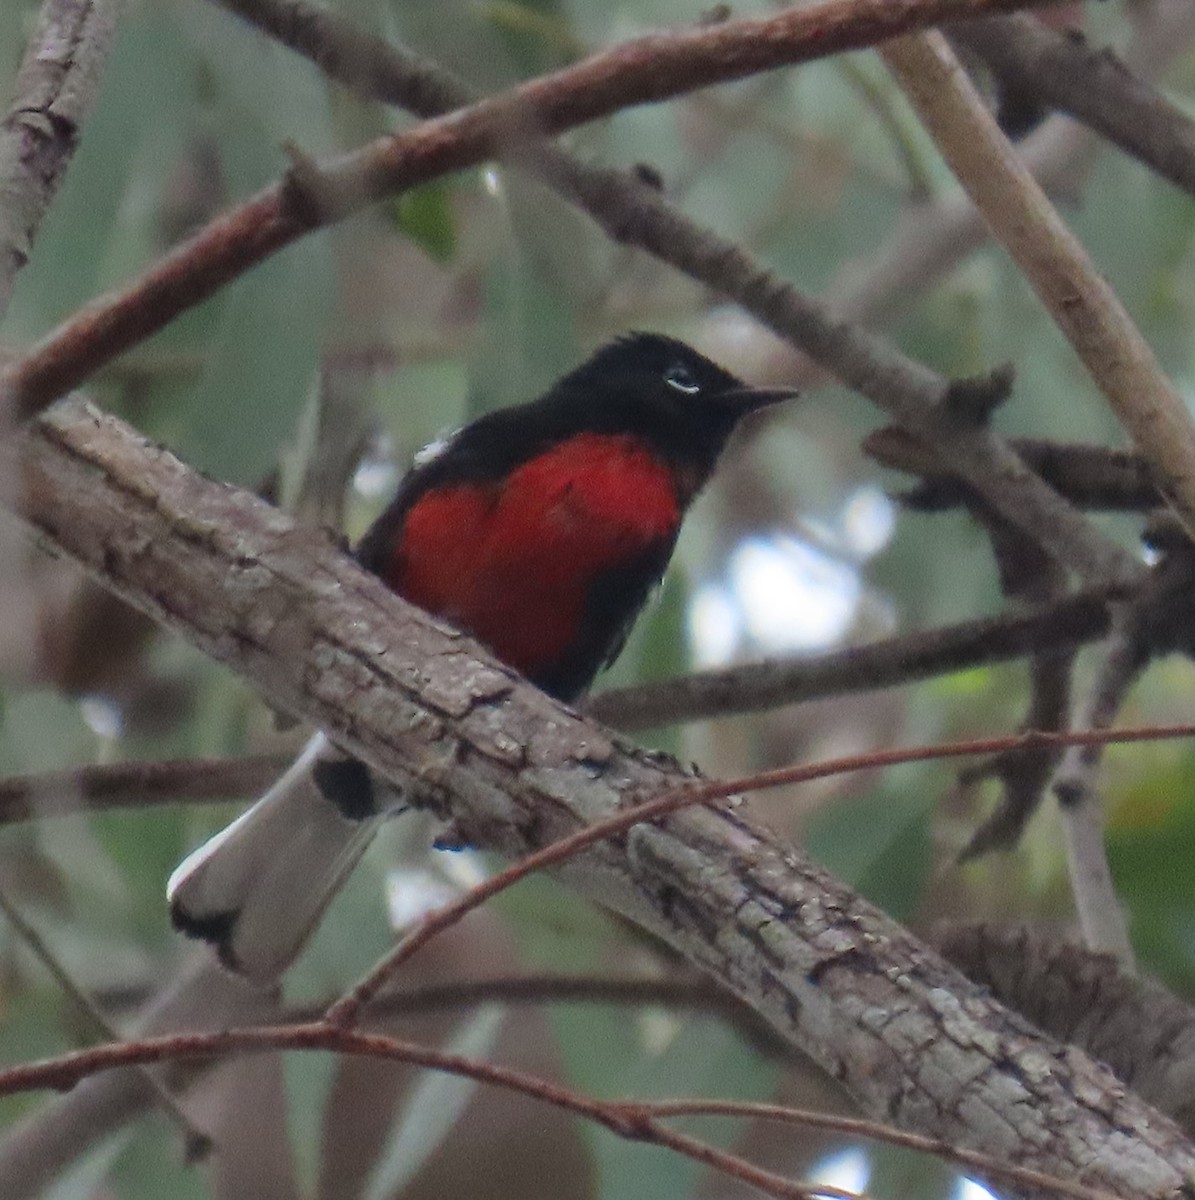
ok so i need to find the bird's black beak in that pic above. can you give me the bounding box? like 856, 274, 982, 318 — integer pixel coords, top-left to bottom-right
719, 385, 800, 414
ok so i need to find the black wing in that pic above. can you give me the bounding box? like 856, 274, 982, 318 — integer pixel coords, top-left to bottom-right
534, 536, 677, 703
354, 403, 563, 579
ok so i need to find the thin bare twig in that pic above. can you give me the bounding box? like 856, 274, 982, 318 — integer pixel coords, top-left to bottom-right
589, 586, 1116, 730
957, 639, 1077, 859
6, 0, 1132, 585
1058, 781, 1135, 967
1049, 611, 1143, 965
0, 753, 290, 826
1053, 624, 1149, 828
326, 721, 1195, 1029
641, 1098, 1126, 1200
0, 971, 790, 1162
939, 463, 1078, 859
1048, 520, 1195, 820
0, 1021, 856, 1200
0, 1018, 1134, 1200
1050, 537, 1195, 963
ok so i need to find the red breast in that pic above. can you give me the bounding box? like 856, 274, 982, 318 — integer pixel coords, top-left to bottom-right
387, 432, 682, 679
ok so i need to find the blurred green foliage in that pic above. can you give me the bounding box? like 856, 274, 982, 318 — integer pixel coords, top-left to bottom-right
389, 182, 459, 264
2, 0, 1195, 1196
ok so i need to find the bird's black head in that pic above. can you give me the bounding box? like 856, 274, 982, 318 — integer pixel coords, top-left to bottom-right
546, 332, 797, 484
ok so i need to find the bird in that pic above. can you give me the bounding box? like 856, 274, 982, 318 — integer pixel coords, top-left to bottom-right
167, 332, 798, 982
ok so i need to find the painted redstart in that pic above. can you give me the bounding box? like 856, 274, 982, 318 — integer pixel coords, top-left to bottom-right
167, 332, 797, 981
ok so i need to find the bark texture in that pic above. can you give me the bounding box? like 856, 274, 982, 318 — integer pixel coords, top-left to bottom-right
0, 0, 123, 321
9, 398, 1195, 1198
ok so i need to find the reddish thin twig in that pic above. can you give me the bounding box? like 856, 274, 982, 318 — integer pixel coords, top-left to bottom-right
0, 1021, 851, 1200
0, 1018, 1126, 1200
325, 721, 1195, 1027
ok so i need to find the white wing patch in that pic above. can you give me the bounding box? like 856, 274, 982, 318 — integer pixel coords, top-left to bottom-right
413, 426, 462, 468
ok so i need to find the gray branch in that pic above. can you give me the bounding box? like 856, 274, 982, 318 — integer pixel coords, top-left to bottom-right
589, 587, 1115, 730
8, 397, 1195, 1197
0, 0, 124, 322
955, 12, 1195, 199
211, 0, 1135, 589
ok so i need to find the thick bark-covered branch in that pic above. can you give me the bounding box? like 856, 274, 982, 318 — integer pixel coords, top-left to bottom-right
941, 924, 1195, 1137
9, 398, 1195, 1196
0, 0, 123, 322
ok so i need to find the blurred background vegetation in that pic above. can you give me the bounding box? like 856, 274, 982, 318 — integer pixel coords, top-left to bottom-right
1, 0, 1194, 1196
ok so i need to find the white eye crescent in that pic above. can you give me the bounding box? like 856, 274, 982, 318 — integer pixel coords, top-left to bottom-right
664, 364, 701, 395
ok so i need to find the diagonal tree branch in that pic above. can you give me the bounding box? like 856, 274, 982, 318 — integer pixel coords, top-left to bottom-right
7, 396, 1195, 1196
881, 30, 1195, 539
209, 0, 1135, 589
589, 585, 1117, 730
0, 0, 1133, 586
0, 0, 1057, 421
954, 12, 1195, 199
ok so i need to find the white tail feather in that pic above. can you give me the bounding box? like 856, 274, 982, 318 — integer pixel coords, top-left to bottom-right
167, 733, 382, 984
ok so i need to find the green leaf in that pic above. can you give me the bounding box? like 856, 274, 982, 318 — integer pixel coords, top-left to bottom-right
389, 183, 458, 264
168, 233, 334, 484
805, 770, 935, 921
